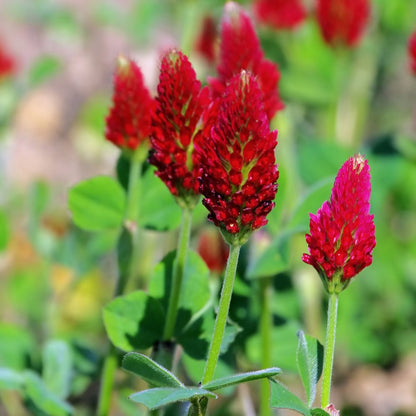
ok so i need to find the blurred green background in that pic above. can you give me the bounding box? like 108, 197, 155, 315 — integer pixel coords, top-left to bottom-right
1, 0, 416, 415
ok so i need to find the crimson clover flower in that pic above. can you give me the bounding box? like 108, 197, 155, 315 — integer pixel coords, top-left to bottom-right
408, 30, 416, 75
105, 56, 154, 152
303, 155, 376, 293
316, 0, 370, 48
150, 49, 210, 208
197, 71, 279, 246
253, 0, 306, 31
209, 1, 284, 121
0, 42, 16, 78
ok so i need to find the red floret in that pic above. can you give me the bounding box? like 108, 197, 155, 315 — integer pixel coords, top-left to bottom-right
105, 56, 154, 151
303, 155, 376, 289
197, 71, 279, 245
150, 50, 210, 207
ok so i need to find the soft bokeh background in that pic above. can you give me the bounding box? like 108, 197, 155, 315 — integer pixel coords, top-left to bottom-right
1, 0, 416, 415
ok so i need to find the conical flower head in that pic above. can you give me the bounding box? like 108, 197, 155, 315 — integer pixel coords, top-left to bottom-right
209, 1, 284, 121
316, 0, 370, 48
254, 0, 306, 30
105, 56, 154, 152
150, 49, 210, 208
198, 71, 279, 246
408, 30, 416, 75
303, 155, 376, 293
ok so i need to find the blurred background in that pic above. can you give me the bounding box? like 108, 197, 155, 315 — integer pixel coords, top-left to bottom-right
1, 0, 416, 415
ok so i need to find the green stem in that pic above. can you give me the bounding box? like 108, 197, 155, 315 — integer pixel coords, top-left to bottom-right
96, 149, 145, 416
163, 207, 193, 341
202, 244, 241, 385
96, 349, 118, 416
259, 278, 273, 416
321, 293, 339, 409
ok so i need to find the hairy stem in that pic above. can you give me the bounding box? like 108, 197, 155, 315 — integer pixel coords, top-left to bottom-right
321, 293, 339, 408
259, 278, 273, 416
202, 244, 241, 384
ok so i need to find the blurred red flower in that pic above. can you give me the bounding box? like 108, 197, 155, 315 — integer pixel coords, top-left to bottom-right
253, 0, 306, 30
105, 56, 154, 151
209, 1, 284, 122
408, 30, 416, 75
303, 155, 376, 292
150, 50, 210, 207
198, 71, 278, 245
197, 226, 229, 274
316, 0, 370, 48
0, 42, 16, 78
195, 15, 218, 64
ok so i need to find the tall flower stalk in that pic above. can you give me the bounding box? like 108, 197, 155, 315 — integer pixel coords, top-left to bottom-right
303, 155, 376, 409
150, 49, 210, 345
97, 56, 154, 416
193, 71, 279, 413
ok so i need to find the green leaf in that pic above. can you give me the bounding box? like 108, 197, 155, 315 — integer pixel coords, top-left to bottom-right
311, 409, 330, 416
297, 331, 324, 407
42, 340, 72, 399
103, 291, 164, 351
0, 210, 10, 251
68, 175, 126, 231
0, 324, 35, 370
122, 352, 183, 388
138, 167, 182, 231
28, 56, 62, 86
269, 380, 311, 416
246, 230, 292, 279
148, 250, 211, 336
202, 367, 281, 392
246, 321, 301, 372
0, 368, 24, 390
23, 371, 73, 415
129, 387, 216, 410
286, 179, 333, 233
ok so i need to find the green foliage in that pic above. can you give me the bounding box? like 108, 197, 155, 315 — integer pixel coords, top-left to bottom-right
42, 340, 72, 399
129, 387, 216, 411
269, 380, 311, 416
28, 56, 62, 86
23, 371, 73, 416
296, 331, 323, 407
103, 291, 164, 351
201, 367, 281, 392
68, 175, 126, 231
0, 209, 10, 251
122, 353, 183, 388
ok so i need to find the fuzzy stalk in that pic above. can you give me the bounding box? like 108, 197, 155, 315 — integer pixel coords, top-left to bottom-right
259, 277, 273, 416
202, 243, 241, 384
321, 293, 339, 408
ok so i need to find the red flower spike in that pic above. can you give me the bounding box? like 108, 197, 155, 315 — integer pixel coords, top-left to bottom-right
303, 155, 376, 294
254, 0, 306, 31
195, 15, 218, 64
150, 49, 210, 208
0, 42, 16, 78
209, 1, 284, 121
408, 30, 416, 75
316, 0, 370, 48
197, 71, 278, 246
105, 56, 154, 152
